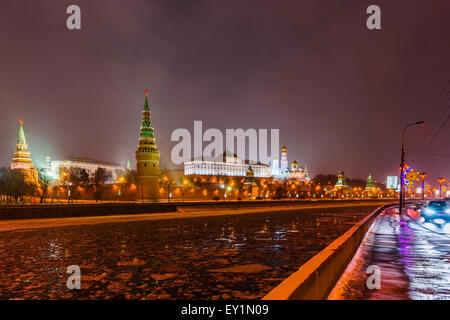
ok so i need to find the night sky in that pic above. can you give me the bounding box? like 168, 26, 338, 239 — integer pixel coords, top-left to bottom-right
0, 0, 449, 186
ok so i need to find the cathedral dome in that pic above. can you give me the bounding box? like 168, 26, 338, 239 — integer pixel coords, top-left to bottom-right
291, 159, 298, 172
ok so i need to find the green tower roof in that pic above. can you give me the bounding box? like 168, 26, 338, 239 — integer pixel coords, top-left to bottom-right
144, 92, 150, 111
140, 90, 155, 138
18, 119, 26, 145
366, 173, 375, 188
16, 119, 29, 152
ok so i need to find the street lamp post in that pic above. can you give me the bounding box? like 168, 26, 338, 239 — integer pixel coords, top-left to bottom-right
67, 181, 71, 205
225, 186, 232, 202
308, 182, 312, 201
61, 171, 70, 204
420, 172, 427, 201
4, 173, 7, 205
437, 178, 445, 198
118, 177, 125, 202
164, 176, 171, 203
182, 180, 187, 203
56, 178, 60, 203
1, 171, 8, 205
168, 179, 171, 203
399, 121, 424, 214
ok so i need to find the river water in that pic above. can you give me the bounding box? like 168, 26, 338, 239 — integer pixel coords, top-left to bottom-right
0, 205, 377, 299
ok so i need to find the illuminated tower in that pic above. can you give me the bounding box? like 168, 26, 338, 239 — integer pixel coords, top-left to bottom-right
280, 144, 288, 172
304, 165, 310, 180
11, 119, 34, 170
135, 90, 160, 202
126, 155, 131, 170
244, 166, 255, 188
244, 166, 258, 199
270, 157, 280, 177
365, 174, 376, 190
335, 169, 348, 188
45, 154, 51, 169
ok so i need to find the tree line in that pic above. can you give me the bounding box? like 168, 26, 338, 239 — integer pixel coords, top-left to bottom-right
0, 167, 136, 204
312, 174, 385, 189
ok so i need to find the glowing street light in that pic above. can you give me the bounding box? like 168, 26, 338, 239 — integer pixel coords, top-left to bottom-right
419, 172, 427, 200
438, 178, 446, 198
399, 121, 424, 214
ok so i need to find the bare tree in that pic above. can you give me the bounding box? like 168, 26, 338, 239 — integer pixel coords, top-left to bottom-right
32, 168, 51, 204
1, 169, 34, 203
92, 168, 110, 202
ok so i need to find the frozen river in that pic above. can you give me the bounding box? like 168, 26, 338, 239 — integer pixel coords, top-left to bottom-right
0, 205, 379, 299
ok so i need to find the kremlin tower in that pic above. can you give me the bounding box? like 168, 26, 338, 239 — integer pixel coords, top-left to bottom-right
363, 173, 378, 197
280, 144, 288, 172
135, 90, 160, 202
365, 174, 375, 189
243, 166, 259, 199
11, 119, 35, 170
335, 169, 349, 188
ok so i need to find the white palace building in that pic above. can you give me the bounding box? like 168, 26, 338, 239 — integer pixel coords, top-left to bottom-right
184, 151, 270, 178
184, 146, 310, 181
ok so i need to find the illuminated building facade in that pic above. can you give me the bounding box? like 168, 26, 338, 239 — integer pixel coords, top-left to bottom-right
135, 90, 160, 201
11, 119, 35, 170
184, 145, 309, 185
49, 156, 126, 183
184, 151, 270, 178
270, 145, 310, 181
289, 159, 310, 181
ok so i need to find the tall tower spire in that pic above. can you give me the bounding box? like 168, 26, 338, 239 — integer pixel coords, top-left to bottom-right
11, 119, 34, 170
135, 90, 160, 201
280, 144, 288, 172
126, 154, 131, 170
140, 90, 155, 139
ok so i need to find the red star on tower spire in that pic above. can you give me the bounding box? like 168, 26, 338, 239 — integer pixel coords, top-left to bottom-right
145, 90, 148, 96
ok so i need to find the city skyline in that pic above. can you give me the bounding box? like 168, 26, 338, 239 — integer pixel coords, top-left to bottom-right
0, 0, 449, 183
0, 0, 449, 304
3, 92, 446, 189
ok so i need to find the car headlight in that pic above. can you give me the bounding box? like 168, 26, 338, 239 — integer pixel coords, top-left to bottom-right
424, 208, 435, 215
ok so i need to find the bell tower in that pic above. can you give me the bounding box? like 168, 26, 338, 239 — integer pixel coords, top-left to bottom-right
135, 90, 160, 202
280, 144, 288, 172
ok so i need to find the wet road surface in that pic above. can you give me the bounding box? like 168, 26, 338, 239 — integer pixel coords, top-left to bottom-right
329, 208, 450, 300
0, 205, 378, 300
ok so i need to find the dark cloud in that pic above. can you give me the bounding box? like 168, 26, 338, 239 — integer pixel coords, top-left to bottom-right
0, 0, 448, 185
